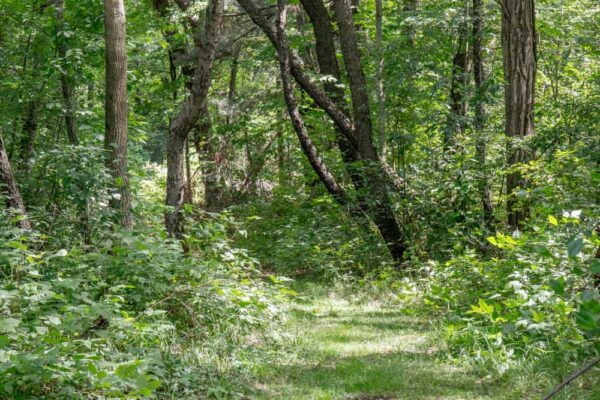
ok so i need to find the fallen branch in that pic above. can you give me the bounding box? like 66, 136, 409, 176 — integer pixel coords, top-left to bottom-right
542, 356, 600, 400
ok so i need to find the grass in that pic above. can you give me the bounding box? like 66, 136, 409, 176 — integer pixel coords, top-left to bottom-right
251, 285, 600, 400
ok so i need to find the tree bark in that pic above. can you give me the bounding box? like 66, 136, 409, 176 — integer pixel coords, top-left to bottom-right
472, 0, 494, 228
20, 100, 38, 167
402, 0, 418, 46
55, 0, 79, 145
165, 0, 223, 236
276, 0, 350, 205
194, 103, 222, 212
445, 3, 471, 148
299, 0, 364, 194
239, 0, 408, 263
500, 0, 536, 230
104, 0, 133, 229
0, 134, 31, 230
375, 0, 386, 155
332, 0, 407, 262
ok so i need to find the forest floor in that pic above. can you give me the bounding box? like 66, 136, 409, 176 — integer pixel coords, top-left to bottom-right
251, 285, 598, 400
253, 285, 495, 400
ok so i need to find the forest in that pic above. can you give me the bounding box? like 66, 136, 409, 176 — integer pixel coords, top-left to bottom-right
0, 0, 598, 398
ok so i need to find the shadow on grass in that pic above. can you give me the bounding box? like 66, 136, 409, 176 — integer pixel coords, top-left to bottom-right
257, 346, 490, 399
255, 304, 491, 399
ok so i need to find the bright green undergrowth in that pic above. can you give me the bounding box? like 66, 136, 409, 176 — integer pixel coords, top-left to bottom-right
252, 286, 600, 400
0, 211, 294, 399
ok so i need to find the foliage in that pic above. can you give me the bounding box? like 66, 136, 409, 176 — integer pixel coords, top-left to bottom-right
0, 210, 292, 399
423, 212, 599, 372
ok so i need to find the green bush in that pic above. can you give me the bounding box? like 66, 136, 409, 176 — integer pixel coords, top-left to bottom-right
0, 211, 291, 399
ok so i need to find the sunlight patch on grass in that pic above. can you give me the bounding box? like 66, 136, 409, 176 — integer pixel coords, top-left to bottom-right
254, 293, 492, 399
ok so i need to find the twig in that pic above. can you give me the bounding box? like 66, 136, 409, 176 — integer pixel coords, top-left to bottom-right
542, 356, 600, 400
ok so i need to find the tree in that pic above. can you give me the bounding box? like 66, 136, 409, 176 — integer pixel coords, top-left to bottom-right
104, 0, 133, 228
500, 0, 537, 229
238, 0, 408, 262
165, 0, 223, 236
375, 0, 385, 155
275, 0, 350, 206
54, 0, 79, 145
444, 1, 471, 148
472, 0, 494, 227
0, 134, 31, 230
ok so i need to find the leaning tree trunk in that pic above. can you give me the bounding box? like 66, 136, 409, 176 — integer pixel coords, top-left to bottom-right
472, 0, 494, 228
104, 0, 133, 229
0, 135, 31, 230
299, 0, 363, 190
55, 0, 79, 145
332, 0, 407, 262
275, 0, 350, 205
165, 0, 223, 236
238, 0, 407, 263
501, 0, 537, 230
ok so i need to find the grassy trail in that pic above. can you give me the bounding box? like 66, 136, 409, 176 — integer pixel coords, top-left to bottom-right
254, 289, 497, 400
252, 287, 600, 400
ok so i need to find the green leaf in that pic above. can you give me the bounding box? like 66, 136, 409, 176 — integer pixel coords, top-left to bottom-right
0, 318, 21, 333
0, 335, 10, 348
116, 361, 141, 380
590, 260, 600, 274
486, 236, 499, 247
549, 277, 565, 295
548, 215, 558, 226
567, 236, 584, 257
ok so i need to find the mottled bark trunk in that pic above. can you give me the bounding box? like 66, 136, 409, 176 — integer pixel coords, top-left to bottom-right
104, 0, 133, 229
501, 0, 536, 230
276, 0, 349, 205
183, 139, 193, 204
55, 0, 79, 145
165, 0, 223, 236
0, 135, 31, 230
472, 0, 494, 228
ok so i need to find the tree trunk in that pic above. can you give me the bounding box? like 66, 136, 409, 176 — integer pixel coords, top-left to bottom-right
226, 48, 240, 125
332, 0, 407, 262
104, 0, 133, 229
0, 134, 31, 230
20, 100, 37, 167
375, 0, 386, 155
239, 0, 408, 263
403, 0, 418, 46
183, 139, 193, 204
276, 0, 350, 205
445, 2, 471, 148
55, 0, 79, 145
165, 0, 223, 236
501, 0, 536, 230
472, 0, 494, 228
193, 103, 222, 212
